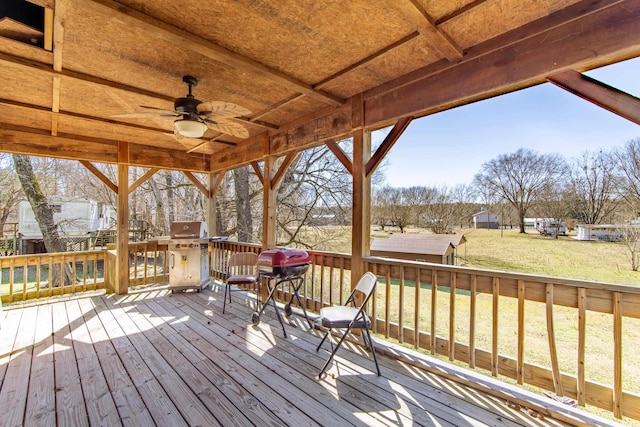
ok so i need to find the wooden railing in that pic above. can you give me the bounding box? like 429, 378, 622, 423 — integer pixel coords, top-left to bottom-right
0, 250, 107, 302
210, 241, 640, 421
2, 240, 639, 421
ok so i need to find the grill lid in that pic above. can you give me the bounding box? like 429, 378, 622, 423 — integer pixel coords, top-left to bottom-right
169, 221, 208, 239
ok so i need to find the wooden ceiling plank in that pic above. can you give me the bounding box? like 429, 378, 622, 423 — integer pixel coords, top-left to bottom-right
366, 116, 413, 177
547, 70, 640, 125
325, 139, 353, 175
364, 0, 640, 127
270, 152, 297, 190
80, 160, 118, 193
129, 168, 160, 193
84, 0, 344, 106
314, 30, 422, 90
396, 0, 464, 60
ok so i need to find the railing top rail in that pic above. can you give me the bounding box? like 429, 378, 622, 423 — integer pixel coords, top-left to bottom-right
364, 255, 640, 295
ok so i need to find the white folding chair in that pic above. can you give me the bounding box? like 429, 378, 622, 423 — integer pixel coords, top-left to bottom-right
223, 252, 259, 314
316, 272, 380, 377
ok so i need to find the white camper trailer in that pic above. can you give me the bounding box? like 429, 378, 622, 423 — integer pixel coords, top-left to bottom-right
18, 197, 115, 253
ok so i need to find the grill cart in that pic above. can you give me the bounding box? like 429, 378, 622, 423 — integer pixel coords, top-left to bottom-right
252, 248, 312, 337
165, 221, 210, 293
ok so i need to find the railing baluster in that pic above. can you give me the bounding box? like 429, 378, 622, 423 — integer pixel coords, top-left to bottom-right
385, 268, 391, 339
449, 271, 456, 361
577, 287, 586, 406
517, 279, 525, 385
398, 266, 405, 344
469, 274, 477, 369
613, 292, 623, 418
430, 269, 437, 355
546, 283, 563, 396
492, 277, 499, 376
414, 267, 421, 349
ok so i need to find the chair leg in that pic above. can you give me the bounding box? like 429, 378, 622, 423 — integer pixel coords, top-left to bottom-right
223, 284, 229, 314
318, 327, 352, 378
364, 327, 381, 376
316, 329, 330, 352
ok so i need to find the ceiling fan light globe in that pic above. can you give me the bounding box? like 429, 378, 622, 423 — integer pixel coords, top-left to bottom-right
174, 119, 207, 138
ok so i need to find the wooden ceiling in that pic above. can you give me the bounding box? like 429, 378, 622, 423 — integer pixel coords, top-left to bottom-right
1, 0, 639, 173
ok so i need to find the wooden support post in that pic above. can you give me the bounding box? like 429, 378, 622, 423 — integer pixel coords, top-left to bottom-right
114, 161, 129, 295
207, 173, 218, 236
262, 157, 277, 250
351, 127, 371, 284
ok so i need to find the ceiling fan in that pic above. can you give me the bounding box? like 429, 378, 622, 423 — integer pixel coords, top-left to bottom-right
113, 75, 251, 139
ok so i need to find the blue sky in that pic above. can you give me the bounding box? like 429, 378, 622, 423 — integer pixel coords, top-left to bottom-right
377, 56, 640, 188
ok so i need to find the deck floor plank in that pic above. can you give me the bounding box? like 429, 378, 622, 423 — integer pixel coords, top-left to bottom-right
0, 304, 38, 427
99, 294, 222, 427
51, 300, 90, 427
94, 296, 188, 427
191, 287, 522, 427
64, 299, 122, 426
142, 298, 310, 427
25, 303, 56, 426
157, 293, 389, 426
0, 285, 623, 427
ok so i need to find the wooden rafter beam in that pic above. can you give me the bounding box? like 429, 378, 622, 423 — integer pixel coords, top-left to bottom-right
547, 70, 640, 125
325, 139, 353, 175
435, 0, 489, 25
365, 0, 640, 126
0, 50, 175, 102
210, 171, 226, 195
366, 117, 413, 177
0, 123, 211, 172
0, 98, 172, 136
270, 153, 297, 190
183, 171, 209, 197
396, 0, 464, 60
251, 162, 264, 185
129, 168, 160, 193
84, 0, 344, 107
79, 160, 118, 193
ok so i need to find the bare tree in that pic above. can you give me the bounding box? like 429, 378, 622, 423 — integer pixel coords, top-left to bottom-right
473, 149, 567, 233
13, 154, 73, 285
234, 165, 253, 242
565, 150, 619, 225
0, 154, 23, 233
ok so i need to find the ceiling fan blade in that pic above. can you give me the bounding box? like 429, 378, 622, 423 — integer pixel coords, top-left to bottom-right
111, 112, 180, 118
138, 105, 181, 114
197, 101, 251, 118
204, 118, 249, 138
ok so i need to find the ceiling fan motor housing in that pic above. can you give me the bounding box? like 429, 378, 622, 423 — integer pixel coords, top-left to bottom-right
174, 96, 202, 117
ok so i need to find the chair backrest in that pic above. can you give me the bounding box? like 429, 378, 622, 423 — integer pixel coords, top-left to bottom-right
227, 252, 258, 277
349, 272, 377, 308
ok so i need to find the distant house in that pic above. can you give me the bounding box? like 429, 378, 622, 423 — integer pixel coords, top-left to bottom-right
472, 210, 499, 229
576, 224, 623, 241
370, 233, 467, 265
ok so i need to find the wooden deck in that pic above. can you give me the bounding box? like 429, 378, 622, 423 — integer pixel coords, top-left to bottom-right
0, 284, 622, 427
